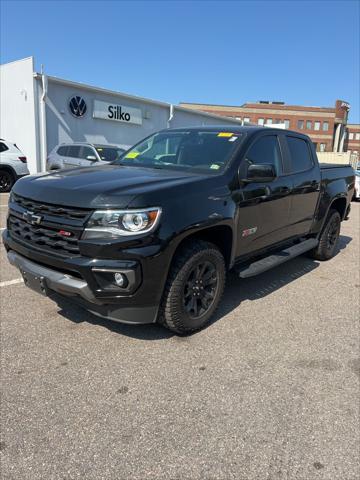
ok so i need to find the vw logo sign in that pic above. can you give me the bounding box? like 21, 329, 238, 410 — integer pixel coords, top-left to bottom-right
69, 96, 87, 118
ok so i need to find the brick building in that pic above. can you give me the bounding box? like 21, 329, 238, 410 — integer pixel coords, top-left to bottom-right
344, 124, 360, 156
180, 99, 351, 154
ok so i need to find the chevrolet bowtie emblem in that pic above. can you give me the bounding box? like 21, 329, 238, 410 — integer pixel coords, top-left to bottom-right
23, 211, 43, 225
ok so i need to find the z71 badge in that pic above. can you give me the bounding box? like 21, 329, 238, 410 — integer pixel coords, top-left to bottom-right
242, 227, 258, 237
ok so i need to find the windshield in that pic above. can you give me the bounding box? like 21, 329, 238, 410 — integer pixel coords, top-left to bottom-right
114, 130, 243, 172
95, 146, 124, 162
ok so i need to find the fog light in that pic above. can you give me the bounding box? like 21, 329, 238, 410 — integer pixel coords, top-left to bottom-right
114, 272, 126, 287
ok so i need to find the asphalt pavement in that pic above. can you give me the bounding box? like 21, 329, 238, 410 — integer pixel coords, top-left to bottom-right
0, 192, 359, 480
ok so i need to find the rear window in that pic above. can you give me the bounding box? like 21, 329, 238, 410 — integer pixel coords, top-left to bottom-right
286, 136, 313, 173
0, 142, 9, 153
57, 146, 68, 156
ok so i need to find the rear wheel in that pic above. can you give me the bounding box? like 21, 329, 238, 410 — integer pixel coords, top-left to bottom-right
309, 209, 341, 261
0, 169, 15, 193
159, 240, 226, 334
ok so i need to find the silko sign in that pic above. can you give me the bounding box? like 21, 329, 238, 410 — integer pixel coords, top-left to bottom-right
93, 100, 142, 125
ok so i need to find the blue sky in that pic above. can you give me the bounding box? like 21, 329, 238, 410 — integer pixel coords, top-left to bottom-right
1, 0, 359, 122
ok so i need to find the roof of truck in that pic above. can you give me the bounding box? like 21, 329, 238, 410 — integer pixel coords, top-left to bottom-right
165, 125, 262, 132
163, 125, 311, 139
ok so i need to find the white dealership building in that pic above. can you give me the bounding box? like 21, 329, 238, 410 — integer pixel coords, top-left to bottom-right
0, 57, 240, 173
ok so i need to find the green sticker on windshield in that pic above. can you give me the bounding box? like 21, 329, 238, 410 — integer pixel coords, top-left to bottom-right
210, 164, 220, 170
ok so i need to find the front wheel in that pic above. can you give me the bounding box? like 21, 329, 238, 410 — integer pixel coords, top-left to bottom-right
159, 240, 226, 334
309, 209, 341, 261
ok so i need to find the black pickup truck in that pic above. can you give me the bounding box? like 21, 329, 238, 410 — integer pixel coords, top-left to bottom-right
3, 126, 355, 334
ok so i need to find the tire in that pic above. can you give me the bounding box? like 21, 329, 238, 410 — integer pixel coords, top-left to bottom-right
0, 169, 15, 193
159, 240, 226, 334
309, 209, 341, 261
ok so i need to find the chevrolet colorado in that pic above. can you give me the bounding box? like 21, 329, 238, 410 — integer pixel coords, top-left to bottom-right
3, 126, 355, 334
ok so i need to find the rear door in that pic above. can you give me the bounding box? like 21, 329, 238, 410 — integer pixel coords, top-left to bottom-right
63, 146, 82, 168
234, 133, 293, 257
284, 135, 321, 237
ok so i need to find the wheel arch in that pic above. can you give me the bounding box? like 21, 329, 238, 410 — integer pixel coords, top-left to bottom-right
0, 164, 17, 178
170, 224, 234, 270
329, 196, 347, 220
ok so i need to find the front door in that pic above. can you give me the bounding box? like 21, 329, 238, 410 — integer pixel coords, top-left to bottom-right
233, 133, 293, 259
78, 146, 97, 167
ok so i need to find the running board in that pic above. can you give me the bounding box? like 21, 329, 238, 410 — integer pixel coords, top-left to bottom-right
236, 239, 319, 279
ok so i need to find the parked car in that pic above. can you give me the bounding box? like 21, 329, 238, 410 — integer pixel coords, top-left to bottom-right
47, 143, 126, 170
0, 139, 29, 193
3, 126, 355, 334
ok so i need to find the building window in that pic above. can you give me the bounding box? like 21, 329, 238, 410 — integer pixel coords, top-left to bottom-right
323, 121, 329, 131
314, 121, 321, 131
244, 117, 250, 123
356, 133, 360, 140
306, 120, 312, 130
349, 132, 354, 140
258, 118, 264, 125
320, 143, 326, 152
284, 120, 290, 129
236, 117, 242, 121
297, 120, 304, 129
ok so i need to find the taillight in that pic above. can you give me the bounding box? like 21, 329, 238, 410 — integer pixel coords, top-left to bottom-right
18, 156, 27, 163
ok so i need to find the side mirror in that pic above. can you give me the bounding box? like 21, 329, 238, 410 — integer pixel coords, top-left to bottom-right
243, 164, 276, 183
86, 155, 97, 161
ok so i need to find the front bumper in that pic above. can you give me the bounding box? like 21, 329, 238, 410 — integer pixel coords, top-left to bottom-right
3, 229, 168, 324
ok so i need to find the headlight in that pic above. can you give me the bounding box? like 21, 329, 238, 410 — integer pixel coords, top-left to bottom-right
82, 207, 162, 239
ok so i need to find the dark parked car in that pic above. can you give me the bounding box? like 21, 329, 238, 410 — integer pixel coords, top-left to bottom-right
3, 126, 355, 334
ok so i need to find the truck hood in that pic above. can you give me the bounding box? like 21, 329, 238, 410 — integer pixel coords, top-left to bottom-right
13, 164, 210, 208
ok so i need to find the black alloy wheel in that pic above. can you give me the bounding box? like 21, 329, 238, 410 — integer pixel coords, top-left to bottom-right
326, 214, 341, 251
183, 260, 218, 319
159, 240, 226, 334
0, 170, 14, 193
309, 209, 341, 261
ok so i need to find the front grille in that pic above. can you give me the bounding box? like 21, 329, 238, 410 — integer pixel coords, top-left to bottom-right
8, 215, 80, 256
12, 193, 90, 221
8, 194, 92, 257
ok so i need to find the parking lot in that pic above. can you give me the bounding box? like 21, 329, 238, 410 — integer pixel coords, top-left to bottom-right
0, 192, 359, 480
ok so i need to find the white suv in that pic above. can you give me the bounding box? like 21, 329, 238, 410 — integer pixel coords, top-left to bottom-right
0, 140, 30, 192
47, 143, 126, 171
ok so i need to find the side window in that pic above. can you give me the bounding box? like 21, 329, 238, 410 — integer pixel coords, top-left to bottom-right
57, 146, 68, 156
0, 142, 9, 153
286, 136, 313, 173
241, 135, 282, 178
81, 146, 96, 160
67, 146, 81, 158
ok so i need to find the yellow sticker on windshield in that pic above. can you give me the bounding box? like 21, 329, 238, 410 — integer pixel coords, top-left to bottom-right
125, 151, 140, 159
217, 132, 233, 137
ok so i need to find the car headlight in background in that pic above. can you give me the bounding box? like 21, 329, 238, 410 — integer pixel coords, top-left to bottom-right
82, 207, 162, 239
